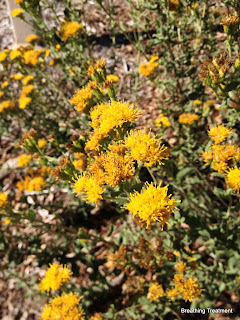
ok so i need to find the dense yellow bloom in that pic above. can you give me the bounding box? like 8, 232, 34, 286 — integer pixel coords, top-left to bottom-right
87, 59, 106, 77
41, 292, 85, 320
15, 0, 24, 4
0, 91, 4, 99
176, 261, 187, 274
220, 15, 239, 27
89, 313, 103, 320
70, 83, 93, 112
106, 74, 119, 82
89, 144, 135, 187
11, 8, 24, 17
60, 21, 82, 41
208, 125, 232, 144
193, 100, 202, 106
1, 81, 9, 89
124, 182, 179, 229
0, 50, 8, 62
178, 113, 199, 125
16, 176, 45, 191
86, 100, 140, 151
166, 288, 179, 300
182, 276, 203, 302
125, 130, 168, 167
22, 75, 34, 85
156, 114, 171, 128
139, 56, 159, 77
18, 154, 31, 166
10, 74, 24, 80
10, 49, 21, 60
39, 263, 72, 293
25, 34, 39, 43
0, 100, 14, 112
173, 273, 185, 292
3, 219, 11, 225
73, 175, 104, 204
19, 96, 31, 109
23, 49, 42, 65
226, 167, 240, 193
147, 282, 164, 301
0, 192, 8, 207
38, 139, 47, 149
73, 159, 84, 170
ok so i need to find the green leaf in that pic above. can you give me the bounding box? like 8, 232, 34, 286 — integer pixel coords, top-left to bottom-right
176, 167, 194, 182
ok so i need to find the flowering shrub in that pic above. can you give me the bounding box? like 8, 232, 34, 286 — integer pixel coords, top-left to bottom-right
0, 0, 240, 319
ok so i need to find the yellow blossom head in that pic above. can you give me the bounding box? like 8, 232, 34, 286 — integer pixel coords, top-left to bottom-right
124, 182, 179, 229
1, 81, 9, 89
38, 139, 47, 149
10, 49, 21, 60
226, 167, 240, 193
208, 124, 232, 144
0, 192, 8, 207
22, 75, 34, 85
178, 113, 199, 125
11, 8, 24, 17
60, 21, 82, 41
18, 154, 31, 166
147, 282, 164, 301
25, 34, 39, 43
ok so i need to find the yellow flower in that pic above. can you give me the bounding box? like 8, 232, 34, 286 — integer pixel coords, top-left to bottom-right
0, 50, 8, 62
124, 182, 179, 229
0, 192, 8, 207
138, 62, 158, 77
149, 55, 159, 64
1, 81, 9, 89
70, 83, 93, 113
19, 96, 31, 109
166, 288, 179, 301
3, 219, 11, 225
0, 100, 15, 112
15, 0, 23, 4
25, 34, 39, 43
173, 273, 185, 292
106, 74, 119, 82
38, 139, 47, 149
18, 154, 31, 166
176, 261, 187, 273
23, 49, 42, 65
0, 91, 4, 99
178, 113, 199, 125
73, 159, 84, 170
41, 292, 85, 320
10, 74, 24, 80
87, 59, 106, 77
45, 49, 50, 57
147, 282, 164, 301
125, 130, 168, 167
182, 276, 203, 302
220, 15, 239, 27
208, 125, 232, 144
156, 114, 171, 128
56, 44, 61, 51
226, 167, 240, 193
10, 49, 21, 60
22, 75, 34, 85
39, 263, 72, 293
11, 8, 24, 17
193, 100, 202, 106
60, 21, 82, 41
73, 175, 104, 204
86, 100, 140, 151
173, 250, 181, 257
17, 176, 45, 191
89, 313, 103, 320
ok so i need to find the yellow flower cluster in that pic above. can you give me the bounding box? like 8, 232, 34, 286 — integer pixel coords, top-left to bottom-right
60, 21, 82, 41
124, 182, 179, 229
11, 8, 24, 17
85, 100, 140, 151
226, 167, 240, 193
16, 176, 45, 191
89, 143, 135, 187
25, 34, 39, 43
89, 313, 103, 320
73, 153, 86, 170
73, 174, 104, 204
138, 56, 159, 77
10, 74, 24, 80
19, 84, 34, 109
147, 282, 164, 301
42, 292, 85, 320
70, 82, 95, 112
125, 130, 169, 167
178, 113, 199, 125
18, 154, 31, 166
0, 192, 8, 207
23, 49, 43, 65
208, 124, 232, 144
167, 262, 202, 302
22, 75, 34, 85
156, 114, 171, 128
0, 100, 15, 113
1, 81, 8, 89
0, 50, 8, 62
87, 59, 106, 77
38, 139, 47, 149
106, 74, 119, 82
0, 91, 4, 99
39, 263, 72, 293
10, 49, 21, 60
